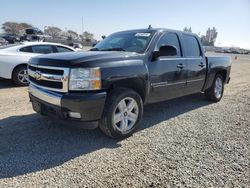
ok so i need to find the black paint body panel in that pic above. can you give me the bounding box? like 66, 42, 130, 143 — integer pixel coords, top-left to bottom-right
30, 91, 106, 122
30, 28, 231, 107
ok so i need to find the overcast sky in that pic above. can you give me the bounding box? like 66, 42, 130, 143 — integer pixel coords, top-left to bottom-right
1, 0, 249, 49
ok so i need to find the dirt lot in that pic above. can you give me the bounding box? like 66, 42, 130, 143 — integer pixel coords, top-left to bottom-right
0, 53, 249, 187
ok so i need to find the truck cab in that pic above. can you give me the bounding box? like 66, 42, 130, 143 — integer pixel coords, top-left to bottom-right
28, 28, 231, 138
147, 31, 207, 102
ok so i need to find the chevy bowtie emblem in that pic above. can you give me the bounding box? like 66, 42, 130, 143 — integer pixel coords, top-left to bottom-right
34, 71, 42, 80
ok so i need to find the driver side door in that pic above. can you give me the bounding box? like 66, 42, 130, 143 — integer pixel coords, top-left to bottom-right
148, 32, 188, 103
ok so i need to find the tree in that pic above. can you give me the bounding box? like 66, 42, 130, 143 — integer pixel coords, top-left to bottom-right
2, 22, 32, 36
19, 22, 33, 29
44, 26, 62, 40
59, 31, 69, 40
201, 27, 218, 46
81, 31, 94, 42
183, 26, 192, 33
67, 30, 79, 40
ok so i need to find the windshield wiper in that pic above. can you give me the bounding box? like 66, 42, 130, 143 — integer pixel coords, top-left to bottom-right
100, 48, 126, 52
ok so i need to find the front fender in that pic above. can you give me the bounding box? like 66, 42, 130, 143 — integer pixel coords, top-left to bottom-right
101, 60, 149, 103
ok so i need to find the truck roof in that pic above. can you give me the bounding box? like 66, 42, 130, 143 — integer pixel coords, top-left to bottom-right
115, 28, 198, 37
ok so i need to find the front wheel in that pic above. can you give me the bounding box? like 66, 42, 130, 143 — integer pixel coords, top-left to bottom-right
12, 65, 29, 86
99, 88, 143, 139
205, 74, 224, 102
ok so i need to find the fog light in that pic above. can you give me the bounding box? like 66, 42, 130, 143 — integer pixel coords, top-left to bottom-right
68, 112, 81, 119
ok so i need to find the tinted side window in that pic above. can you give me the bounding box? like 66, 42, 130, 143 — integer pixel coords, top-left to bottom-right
183, 35, 201, 57
31, 45, 54, 54
19, 46, 33, 53
57, 46, 73, 53
157, 33, 181, 57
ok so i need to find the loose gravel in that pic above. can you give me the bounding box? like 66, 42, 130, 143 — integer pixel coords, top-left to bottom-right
0, 54, 249, 187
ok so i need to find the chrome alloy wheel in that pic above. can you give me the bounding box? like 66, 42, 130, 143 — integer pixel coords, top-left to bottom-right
112, 97, 139, 133
18, 69, 29, 84
214, 77, 223, 99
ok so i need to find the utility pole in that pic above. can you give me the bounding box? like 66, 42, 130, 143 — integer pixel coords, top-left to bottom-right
82, 16, 84, 34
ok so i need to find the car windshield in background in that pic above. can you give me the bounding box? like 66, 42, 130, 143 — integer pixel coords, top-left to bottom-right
92, 31, 154, 53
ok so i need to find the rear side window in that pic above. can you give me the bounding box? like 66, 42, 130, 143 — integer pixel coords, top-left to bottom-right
56, 46, 73, 53
156, 33, 181, 57
19, 46, 33, 53
183, 35, 201, 57
31, 45, 54, 54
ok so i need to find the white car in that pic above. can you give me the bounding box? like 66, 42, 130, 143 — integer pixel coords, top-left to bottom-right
0, 42, 76, 86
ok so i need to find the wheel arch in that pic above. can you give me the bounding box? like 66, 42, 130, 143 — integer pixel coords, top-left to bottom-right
216, 69, 227, 83
12, 63, 28, 79
203, 68, 228, 91
107, 77, 147, 103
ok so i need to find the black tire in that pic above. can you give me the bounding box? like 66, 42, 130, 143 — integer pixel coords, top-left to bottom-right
99, 88, 143, 139
12, 65, 29, 86
205, 74, 224, 102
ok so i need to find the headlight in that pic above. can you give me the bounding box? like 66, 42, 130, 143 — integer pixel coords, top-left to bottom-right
69, 67, 101, 90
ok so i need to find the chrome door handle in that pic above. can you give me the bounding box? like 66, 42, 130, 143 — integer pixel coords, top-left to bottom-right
177, 64, 185, 69
199, 62, 205, 67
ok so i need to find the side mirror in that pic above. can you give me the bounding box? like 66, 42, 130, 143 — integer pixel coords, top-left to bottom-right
153, 45, 178, 59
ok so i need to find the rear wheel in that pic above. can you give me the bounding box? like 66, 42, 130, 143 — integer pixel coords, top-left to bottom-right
205, 74, 224, 102
99, 88, 143, 139
12, 65, 29, 86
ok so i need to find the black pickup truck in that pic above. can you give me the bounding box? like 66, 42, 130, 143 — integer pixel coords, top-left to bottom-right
28, 28, 231, 138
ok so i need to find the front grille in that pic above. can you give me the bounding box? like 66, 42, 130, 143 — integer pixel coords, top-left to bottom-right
29, 66, 64, 75
28, 64, 70, 93
29, 76, 63, 89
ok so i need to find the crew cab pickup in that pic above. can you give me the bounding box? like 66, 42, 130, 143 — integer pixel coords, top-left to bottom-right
28, 28, 231, 138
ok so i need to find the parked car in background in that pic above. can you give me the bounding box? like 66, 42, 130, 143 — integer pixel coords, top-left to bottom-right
0, 42, 75, 86
0, 37, 8, 45
2, 35, 20, 44
28, 28, 231, 138
23, 27, 49, 42
68, 42, 83, 51
25, 27, 43, 35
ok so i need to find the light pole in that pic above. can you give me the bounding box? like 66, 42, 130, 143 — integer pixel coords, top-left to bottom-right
44, 26, 47, 34
82, 17, 84, 34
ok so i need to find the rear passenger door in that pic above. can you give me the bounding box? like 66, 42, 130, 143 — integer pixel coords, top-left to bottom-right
182, 35, 206, 94
148, 32, 188, 103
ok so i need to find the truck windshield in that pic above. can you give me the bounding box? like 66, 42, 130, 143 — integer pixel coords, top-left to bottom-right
91, 31, 154, 53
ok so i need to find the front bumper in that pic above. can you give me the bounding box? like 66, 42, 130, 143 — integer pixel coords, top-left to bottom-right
29, 84, 107, 127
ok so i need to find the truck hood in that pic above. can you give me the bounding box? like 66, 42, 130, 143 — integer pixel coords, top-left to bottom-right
29, 51, 143, 68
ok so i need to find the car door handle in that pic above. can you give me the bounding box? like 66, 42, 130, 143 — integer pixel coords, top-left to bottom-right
199, 62, 205, 67
177, 64, 185, 69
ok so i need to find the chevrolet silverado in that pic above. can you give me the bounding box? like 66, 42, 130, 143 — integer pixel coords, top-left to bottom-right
28, 28, 231, 138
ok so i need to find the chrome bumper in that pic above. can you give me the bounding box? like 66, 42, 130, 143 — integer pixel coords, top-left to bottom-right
28, 84, 62, 106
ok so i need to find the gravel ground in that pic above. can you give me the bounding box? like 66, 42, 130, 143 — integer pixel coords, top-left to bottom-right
0, 54, 249, 187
